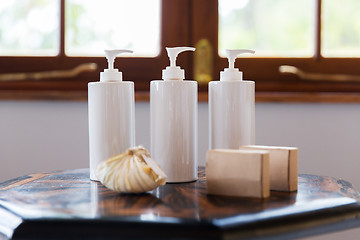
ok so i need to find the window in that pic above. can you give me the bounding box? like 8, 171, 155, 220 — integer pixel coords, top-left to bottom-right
0, 0, 59, 56
218, 0, 315, 57
65, 0, 161, 57
0, 0, 190, 99
1, 0, 360, 101
322, 0, 360, 57
193, 0, 360, 101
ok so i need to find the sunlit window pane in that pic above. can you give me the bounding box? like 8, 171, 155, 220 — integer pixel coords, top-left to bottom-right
0, 0, 59, 56
322, 0, 360, 57
65, 0, 161, 57
218, 0, 314, 57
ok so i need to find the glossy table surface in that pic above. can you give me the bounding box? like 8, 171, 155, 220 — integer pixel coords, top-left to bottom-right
1, 168, 360, 240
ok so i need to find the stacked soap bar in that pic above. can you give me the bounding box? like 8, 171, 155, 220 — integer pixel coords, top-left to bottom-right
206, 145, 298, 199
240, 145, 298, 192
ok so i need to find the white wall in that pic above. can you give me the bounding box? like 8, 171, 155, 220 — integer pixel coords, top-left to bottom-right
1, 100, 360, 239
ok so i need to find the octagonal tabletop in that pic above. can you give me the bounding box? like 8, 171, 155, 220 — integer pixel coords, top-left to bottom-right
1, 168, 360, 240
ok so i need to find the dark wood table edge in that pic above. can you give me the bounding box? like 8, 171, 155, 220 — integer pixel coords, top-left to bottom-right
223, 201, 360, 239
1, 201, 358, 240
2, 169, 360, 240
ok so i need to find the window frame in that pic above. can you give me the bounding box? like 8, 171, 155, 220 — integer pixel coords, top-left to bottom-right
0, 0, 192, 100
192, 0, 360, 102
1, 0, 360, 102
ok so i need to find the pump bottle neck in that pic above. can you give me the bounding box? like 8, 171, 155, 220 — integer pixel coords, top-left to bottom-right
162, 47, 195, 81
100, 49, 133, 82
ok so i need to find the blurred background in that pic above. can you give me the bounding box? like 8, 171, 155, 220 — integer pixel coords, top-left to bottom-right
1, 1, 360, 239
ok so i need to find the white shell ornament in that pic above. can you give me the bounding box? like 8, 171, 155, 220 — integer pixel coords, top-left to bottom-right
95, 146, 167, 193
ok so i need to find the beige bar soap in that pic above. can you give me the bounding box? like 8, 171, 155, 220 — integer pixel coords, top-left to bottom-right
206, 149, 270, 199
240, 145, 298, 192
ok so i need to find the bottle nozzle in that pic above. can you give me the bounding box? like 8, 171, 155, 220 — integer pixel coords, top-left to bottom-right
166, 47, 195, 68
220, 49, 255, 81
101, 49, 133, 82
163, 47, 196, 80
226, 49, 255, 69
104, 49, 133, 70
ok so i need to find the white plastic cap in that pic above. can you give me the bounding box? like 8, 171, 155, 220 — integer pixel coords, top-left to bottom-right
220, 49, 255, 81
100, 49, 133, 82
162, 47, 196, 81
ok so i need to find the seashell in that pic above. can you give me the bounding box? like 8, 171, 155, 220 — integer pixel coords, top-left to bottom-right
95, 146, 167, 193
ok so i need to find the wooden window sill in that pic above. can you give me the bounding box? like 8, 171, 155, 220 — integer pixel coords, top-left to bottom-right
2, 90, 360, 103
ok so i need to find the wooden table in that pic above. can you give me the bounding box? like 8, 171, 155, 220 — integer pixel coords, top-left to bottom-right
1, 168, 360, 240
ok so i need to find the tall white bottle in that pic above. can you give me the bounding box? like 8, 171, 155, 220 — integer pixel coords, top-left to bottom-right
209, 49, 255, 149
150, 47, 198, 183
88, 49, 135, 181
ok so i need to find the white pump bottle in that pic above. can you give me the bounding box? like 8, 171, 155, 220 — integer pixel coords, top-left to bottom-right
150, 47, 198, 183
209, 49, 255, 150
88, 49, 135, 181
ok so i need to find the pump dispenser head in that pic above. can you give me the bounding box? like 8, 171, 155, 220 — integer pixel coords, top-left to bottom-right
162, 47, 196, 80
220, 49, 255, 81
100, 49, 133, 82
